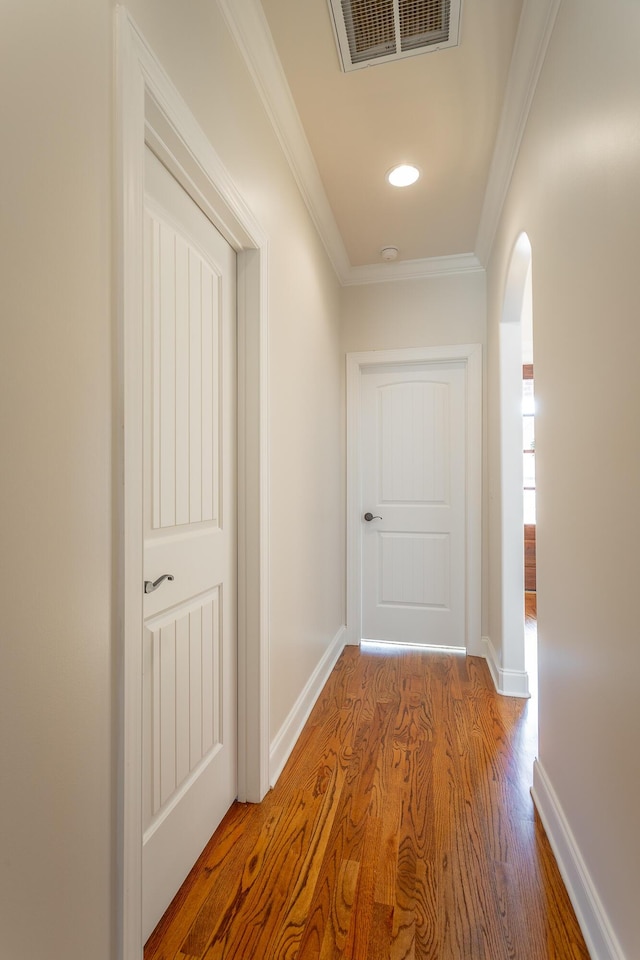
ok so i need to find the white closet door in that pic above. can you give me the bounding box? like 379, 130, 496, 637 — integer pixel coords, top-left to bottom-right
142, 148, 237, 939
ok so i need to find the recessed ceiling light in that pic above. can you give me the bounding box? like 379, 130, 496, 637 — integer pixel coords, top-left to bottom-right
386, 164, 420, 187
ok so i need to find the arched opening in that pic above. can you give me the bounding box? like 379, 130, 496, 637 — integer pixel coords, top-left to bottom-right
499, 232, 534, 697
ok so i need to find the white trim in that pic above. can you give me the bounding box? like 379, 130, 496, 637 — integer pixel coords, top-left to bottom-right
466, 631, 485, 659
346, 345, 482, 652
479, 636, 499, 691
475, 0, 563, 264
479, 636, 530, 699
217, 0, 351, 281
217, 0, 485, 286
342, 253, 483, 286
497, 232, 532, 692
116, 9, 270, 958
269, 626, 347, 787
532, 761, 627, 960
213, 0, 563, 279
115, 17, 145, 957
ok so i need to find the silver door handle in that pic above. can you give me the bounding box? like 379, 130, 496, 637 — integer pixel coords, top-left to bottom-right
364, 512, 382, 521
144, 574, 174, 594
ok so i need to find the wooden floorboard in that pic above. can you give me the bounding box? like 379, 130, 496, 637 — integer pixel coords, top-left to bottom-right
145, 637, 590, 960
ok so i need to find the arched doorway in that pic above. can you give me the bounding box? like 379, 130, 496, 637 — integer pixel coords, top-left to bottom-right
499, 232, 534, 696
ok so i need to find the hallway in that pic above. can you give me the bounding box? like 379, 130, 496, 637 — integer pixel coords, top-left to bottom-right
145, 640, 588, 959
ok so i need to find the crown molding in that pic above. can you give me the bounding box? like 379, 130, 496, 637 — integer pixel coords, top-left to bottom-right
217, 0, 351, 280
342, 253, 484, 286
218, 0, 485, 286
475, 0, 563, 265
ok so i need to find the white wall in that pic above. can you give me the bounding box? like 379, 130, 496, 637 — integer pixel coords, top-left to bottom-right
0, 2, 113, 956
342, 271, 488, 636
486, 0, 640, 954
341, 272, 486, 354
0, 1, 344, 956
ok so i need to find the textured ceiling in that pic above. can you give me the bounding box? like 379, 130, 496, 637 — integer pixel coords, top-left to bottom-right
260, 0, 524, 267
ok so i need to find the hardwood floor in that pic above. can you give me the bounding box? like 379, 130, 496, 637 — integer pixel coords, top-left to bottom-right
145, 638, 590, 959
525, 591, 537, 625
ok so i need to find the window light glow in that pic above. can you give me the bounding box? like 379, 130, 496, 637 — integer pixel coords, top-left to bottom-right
387, 163, 421, 187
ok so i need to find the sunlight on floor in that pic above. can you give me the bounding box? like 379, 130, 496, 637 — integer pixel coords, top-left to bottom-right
361, 639, 467, 656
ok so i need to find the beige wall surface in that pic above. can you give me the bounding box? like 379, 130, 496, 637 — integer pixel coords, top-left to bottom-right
486, 0, 640, 953
0, 1, 114, 957
341, 272, 486, 355
0, 1, 343, 956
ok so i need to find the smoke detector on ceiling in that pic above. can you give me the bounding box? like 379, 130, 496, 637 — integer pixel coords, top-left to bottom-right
327, 0, 463, 73
380, 246, 399, 261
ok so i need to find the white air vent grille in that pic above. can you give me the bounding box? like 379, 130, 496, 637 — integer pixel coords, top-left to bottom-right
328, 0, 462, 71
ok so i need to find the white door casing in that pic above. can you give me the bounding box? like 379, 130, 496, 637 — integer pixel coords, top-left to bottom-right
495, 231, 532, 699
117, 11, 270, 959
360, 362, 466, 646
142, 149, 237, 938
346, 346, 482, 651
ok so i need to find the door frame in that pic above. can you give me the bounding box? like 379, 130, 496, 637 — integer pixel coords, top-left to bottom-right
496, 231, 533, 698
346, 345, 482, 651
116, 9, 270, 957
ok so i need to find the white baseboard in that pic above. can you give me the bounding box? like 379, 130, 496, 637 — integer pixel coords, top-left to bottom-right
466, 633, 486, 658
269, 625, 347, 787
532, 761, 627, 960
479, 636, 530, 698
343, 623, 361, 646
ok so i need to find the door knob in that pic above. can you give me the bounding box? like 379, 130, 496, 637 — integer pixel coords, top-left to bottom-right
364, 512, 382, 521
144, 574, 175, 594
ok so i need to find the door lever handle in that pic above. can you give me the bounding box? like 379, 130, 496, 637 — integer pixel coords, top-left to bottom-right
364, 512, 382, 521
144, 574, 175, 594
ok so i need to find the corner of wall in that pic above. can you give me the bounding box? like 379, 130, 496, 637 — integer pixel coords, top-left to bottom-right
478, 636, 530, 699
532, 761, 628, 960
269, 625, 347, 787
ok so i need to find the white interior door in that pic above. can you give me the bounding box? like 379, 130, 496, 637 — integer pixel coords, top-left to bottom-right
360, 361, 466, 647
142, 148, 237, 939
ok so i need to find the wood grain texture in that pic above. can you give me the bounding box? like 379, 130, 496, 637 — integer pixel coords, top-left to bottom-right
525, 524, 537, 592
145, 643, 590, 960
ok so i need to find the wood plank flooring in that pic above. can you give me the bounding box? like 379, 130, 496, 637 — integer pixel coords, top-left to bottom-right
145, 639, 590, 959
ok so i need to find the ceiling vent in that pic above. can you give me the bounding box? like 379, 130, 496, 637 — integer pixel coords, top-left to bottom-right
327, 0, 462, 72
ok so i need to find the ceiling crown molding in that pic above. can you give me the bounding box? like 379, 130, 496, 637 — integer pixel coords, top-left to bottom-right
343, 253, 483, 286
217, 0, 351, 280
218, 0, 482, 286
475, 0, 563, 265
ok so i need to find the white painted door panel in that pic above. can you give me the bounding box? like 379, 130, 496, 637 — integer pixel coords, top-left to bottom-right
142, 148, 237, 940
361, 363, 466, 647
